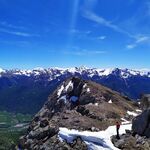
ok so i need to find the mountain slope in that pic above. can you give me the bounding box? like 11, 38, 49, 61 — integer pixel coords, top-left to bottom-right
20, 77, 139, 150
0, 67, 150, 113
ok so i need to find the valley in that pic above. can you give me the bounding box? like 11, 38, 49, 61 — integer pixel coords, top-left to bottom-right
0, 111, 32, 150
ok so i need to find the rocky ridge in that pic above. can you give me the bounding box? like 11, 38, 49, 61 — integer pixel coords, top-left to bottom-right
20, 77, 139, 150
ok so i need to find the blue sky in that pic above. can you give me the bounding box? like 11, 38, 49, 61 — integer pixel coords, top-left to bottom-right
0, 0, 150, 69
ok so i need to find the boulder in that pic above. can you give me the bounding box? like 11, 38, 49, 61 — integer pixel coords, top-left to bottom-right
132, 109, 150, 138
112, 134, 150, 150
40, 119, 49, 128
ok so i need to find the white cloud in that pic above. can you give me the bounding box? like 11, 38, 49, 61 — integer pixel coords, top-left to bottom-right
136, 36, 149, 43
97, 36, 106, 40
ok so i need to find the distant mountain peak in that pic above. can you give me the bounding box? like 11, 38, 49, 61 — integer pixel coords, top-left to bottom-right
0, 68, 5, 73
0, 67, 150, 79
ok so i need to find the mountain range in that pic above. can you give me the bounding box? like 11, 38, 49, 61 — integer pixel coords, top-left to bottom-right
0, 67, 150, 114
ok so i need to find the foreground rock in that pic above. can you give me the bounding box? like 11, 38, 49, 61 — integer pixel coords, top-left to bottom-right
112, 106, 150, 150
112, 131, 150, 150
132, 109, 150, 138
141, 94, 150, 110
20, 77, 139, 149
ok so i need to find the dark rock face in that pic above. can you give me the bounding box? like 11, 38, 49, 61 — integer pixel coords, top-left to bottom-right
132, 109, 150, 138
141, 94, 150, 110
20, 77, 138, 149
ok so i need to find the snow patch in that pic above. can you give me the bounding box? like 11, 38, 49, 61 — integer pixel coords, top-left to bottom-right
57, 85, 64, 97
0, 68, 5, 73
95, 103, 99, 106
58, 124, 132, 150
127, 111, 138, 117
65, 81, 73, 91
108, 99, 112, 103
121, 118, 130, 125
136, 109, 142, 113
58, 95, 67, 103
83, 84, 87, 88
87, 88, 90, 92
96, 68, 114, 76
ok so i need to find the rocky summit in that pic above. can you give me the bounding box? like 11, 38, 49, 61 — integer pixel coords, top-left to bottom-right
20, 77, 139, 150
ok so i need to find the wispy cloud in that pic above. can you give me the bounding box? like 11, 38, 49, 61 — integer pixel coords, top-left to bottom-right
126, 44, 136, 49
126, 36, 150, 49
69, 28, 93, 40
0, 21, 39, 37
0, 28, 38, 37
82, 9, 150, 49
70, 29, 91, 35
82, 10, 135, 39
63, 48, 107, 56
0, 21, 26, 30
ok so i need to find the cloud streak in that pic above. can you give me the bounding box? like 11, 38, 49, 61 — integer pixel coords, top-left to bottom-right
0, 21, 38, 37
82, 9, 150, 49
63, 49, 107, 56
82, 10, 135, 39
0, 28, 38, 37
126, 36, 150, 49
0, 21, 26, 30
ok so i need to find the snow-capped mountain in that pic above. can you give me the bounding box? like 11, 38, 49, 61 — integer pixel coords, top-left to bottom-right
0, 67, 150, 78
0, 67, 150, 114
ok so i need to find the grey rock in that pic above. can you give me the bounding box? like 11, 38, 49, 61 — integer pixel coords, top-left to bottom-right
132, 109, 150, 138
141, 94, 150, 110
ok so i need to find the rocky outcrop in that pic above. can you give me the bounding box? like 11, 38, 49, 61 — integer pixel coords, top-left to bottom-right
111, 95, 150, 149
20, 77, 139, 149
132, 109, 150, 138
112, 132, 150, 150
49, 136, 87, 150
141, 94, 150, 110
20, 135, 87, 150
